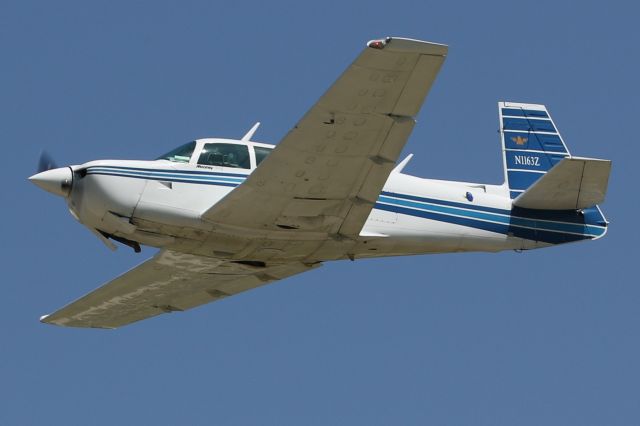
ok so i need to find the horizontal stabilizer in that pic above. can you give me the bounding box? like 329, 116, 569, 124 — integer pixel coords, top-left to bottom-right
513, 157, 611, 210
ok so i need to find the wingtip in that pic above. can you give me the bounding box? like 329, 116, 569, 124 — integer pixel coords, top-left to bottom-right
370, 37, 448, 55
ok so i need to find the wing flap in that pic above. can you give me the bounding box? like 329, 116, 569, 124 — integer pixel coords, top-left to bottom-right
513, 157, 611, 210
41, 251, 319, 329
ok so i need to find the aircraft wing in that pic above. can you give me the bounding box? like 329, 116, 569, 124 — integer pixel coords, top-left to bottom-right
41, 250, 320, 328
202, 37, 447, 237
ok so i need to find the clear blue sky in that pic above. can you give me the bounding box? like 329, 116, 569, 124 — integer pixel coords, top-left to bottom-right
2, 1, 638, 424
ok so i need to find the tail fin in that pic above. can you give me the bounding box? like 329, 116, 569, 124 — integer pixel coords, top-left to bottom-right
499, 102, 570, 199
500, 101, 611, 211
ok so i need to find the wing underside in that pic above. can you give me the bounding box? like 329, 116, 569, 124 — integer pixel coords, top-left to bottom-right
41, 251, 319, 328
203, 37, 447, 237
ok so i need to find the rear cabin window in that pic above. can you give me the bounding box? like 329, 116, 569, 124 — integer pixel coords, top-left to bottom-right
198, 143, 250, 169
254, 146, 273, 166
156, 141, 196, 163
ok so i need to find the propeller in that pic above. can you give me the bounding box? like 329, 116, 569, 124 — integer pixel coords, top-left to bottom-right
31, 151, 140, 253
37, 150, 58, 173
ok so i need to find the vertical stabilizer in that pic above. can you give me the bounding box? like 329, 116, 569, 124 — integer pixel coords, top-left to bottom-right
499, 102, 570, 199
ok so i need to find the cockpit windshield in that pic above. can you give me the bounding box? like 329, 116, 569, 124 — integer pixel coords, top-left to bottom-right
156, 141, 196, 163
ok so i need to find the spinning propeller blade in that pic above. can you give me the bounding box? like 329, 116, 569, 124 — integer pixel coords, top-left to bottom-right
37, 150, 58, 173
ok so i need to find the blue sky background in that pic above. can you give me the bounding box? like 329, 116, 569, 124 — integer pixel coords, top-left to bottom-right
2, 1, 639, 424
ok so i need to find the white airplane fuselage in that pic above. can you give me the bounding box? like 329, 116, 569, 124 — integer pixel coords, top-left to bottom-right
53, 137, 606, 264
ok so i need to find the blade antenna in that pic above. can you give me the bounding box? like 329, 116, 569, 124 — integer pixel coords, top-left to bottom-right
241, 122, 261, 141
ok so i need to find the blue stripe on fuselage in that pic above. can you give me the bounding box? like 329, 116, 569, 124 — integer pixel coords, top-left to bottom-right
86, 166, 605, 243
86, 167, 243, 187
377, 195, 604, 238
379, 191, 511, 215
374, 202, 593, 244
90, 165, 249, 178
88, 168, 244, 183
380, 191, 604, 226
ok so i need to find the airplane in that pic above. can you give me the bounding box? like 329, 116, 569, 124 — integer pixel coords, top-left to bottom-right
29, 37, 611, 329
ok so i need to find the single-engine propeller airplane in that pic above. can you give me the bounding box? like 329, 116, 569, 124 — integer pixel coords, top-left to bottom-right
30, 37, 611, 329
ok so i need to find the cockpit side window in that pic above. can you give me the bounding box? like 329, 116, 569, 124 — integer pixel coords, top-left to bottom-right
254, 146, 273, 166
198, 143, 250, 169
156, 141, 196, 163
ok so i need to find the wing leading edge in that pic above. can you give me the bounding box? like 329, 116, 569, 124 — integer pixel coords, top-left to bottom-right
41, 251, 320, 328
203, 37, 448, 237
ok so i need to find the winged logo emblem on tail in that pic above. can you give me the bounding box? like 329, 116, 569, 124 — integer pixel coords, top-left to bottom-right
511, 135, 528, 145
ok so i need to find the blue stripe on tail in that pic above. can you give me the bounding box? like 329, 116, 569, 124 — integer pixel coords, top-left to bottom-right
500, 102, 570, 198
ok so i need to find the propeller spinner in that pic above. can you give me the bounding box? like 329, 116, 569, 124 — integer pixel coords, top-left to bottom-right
29, 151, 73, 197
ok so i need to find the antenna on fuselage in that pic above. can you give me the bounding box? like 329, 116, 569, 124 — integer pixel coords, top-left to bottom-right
241, 122, 261, 141
392, 153, 414, 174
